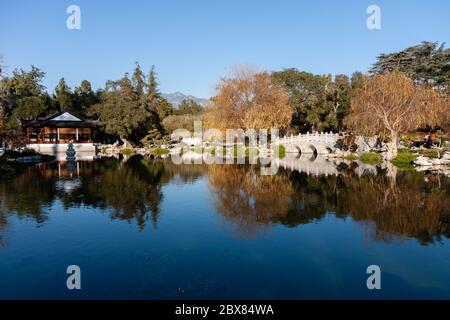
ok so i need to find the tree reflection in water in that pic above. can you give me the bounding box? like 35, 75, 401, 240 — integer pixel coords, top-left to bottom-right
207, 164, 450, 243
207, 165, 294, 236
1, 157, 450, 244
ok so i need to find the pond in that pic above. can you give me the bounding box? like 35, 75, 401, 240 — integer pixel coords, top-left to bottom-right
0, 155, 449, 299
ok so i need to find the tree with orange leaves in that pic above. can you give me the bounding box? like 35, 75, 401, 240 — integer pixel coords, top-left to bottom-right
205, 67, 292, 133
346, 72, 448, 160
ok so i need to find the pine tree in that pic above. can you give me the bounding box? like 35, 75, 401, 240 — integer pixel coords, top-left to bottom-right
132, 62, 146, 96
55, 77, 74, 111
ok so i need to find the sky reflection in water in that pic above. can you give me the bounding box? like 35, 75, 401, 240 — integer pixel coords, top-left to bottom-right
0, 156, 449, 299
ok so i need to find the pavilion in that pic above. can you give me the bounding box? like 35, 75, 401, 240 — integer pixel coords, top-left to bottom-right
20, 110, 101, 155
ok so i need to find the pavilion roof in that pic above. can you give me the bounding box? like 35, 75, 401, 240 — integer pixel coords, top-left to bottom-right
20, 110, 101, 128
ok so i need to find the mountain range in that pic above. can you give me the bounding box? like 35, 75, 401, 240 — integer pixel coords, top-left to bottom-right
162, 92, 209, 108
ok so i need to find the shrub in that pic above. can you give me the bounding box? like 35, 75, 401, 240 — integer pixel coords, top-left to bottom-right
418, 149, 440, 159
149, 148, 170, 156
344, 153, 358, 161
391, 151, 417, 169
359, 152, 382, 165
272, 145, 286, 159
120, 148, 135, 156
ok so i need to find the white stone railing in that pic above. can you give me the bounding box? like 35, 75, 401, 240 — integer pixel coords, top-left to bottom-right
274, 132, 341, 145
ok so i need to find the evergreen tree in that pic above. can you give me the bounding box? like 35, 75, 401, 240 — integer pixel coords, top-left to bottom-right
147, 65, 159, 97
176, 99, 204, 115
74, 80, 98, 116
55, 77, 74, 111
132, 62, 146, 96
370, 41, 449, 91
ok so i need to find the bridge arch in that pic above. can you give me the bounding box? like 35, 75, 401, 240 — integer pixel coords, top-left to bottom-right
275, 132, 341, 155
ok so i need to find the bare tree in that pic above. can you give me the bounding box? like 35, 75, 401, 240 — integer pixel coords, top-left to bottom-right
346, 72, 448, 160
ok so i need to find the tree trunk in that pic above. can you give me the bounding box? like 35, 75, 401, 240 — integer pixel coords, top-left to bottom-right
386, 131, 398, 161
120, 137, 130, 148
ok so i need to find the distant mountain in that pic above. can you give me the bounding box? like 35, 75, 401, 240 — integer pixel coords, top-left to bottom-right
162, 92, 209, 108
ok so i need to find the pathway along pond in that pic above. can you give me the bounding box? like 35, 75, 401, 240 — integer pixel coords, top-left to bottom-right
0, 155, 449, 299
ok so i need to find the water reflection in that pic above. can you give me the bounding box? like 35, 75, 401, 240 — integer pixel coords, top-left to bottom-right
1, 156, 450, 244
208, 165, 294, 236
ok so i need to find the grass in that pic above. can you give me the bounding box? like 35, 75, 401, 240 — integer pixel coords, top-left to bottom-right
391, 151, 417, 169
120, 148, 136, 156
359, 152, 383, 165
149, 148, 170, 156
344, 153, 358, 161
272, 145, 286, 159
417, 149, 441, 159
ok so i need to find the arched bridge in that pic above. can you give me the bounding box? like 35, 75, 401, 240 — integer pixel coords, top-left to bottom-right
274, 132, 341, 154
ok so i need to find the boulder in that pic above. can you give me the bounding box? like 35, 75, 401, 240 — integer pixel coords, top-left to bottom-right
414, 155, 433, 166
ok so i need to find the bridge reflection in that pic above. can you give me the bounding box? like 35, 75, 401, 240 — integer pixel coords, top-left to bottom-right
274, 153, 340, 176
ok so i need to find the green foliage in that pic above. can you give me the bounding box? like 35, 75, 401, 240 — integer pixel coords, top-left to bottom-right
55, 77, 74, 111
417, 149, 440, 159
0, 66, 54, 130
88, 64, 163, 144
73, 80, 99, 116
272, 145, 286, 159
176, 99, 204, 115
271, 69, 351, 133
148, 148, 169, 156
359, 152, 383, 165
157, 97, 175, 119
120, 148, 136, 156
140, 128, 168, 147
370, 41, 449, 91
391, 151, 417, 169
162, 114, 201, 133
344, 153, 358, 161
147, 65, 159, 96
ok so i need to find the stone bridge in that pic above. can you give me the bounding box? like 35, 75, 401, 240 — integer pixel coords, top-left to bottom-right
274, 132, 341, 154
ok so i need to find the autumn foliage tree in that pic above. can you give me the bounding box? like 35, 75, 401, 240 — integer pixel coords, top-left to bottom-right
346, 72, 448, 159
205, 68, 292, 133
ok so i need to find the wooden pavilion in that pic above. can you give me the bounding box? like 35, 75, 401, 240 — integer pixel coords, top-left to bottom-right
20, 110, 100, 145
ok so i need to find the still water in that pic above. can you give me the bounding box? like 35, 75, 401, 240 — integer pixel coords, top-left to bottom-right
0, 155, 449, 299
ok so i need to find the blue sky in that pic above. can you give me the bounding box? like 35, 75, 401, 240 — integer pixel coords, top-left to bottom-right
0, 0, 449, 98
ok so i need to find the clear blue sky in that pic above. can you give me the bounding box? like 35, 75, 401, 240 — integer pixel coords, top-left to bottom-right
1, 0, 449, 98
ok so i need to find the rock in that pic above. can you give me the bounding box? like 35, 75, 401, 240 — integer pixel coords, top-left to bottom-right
414, 155, 433, 166
431, 158, 442, 165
